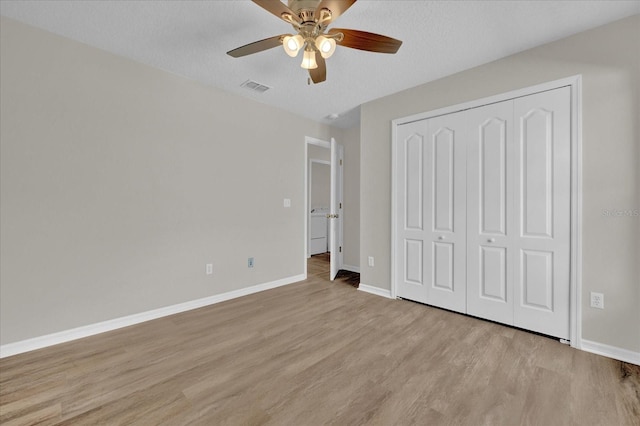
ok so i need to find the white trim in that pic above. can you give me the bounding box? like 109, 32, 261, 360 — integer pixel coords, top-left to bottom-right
305, 136, 331, 149
391, 75, 582, 348
581, 339, 640, 366
391, 120, 398, 300
342, 264, 360, 273
0, 274, 305, 359
392, 76, 583, 127
569, 76, 583, 350
358, 283, 394, 299
305, 140, 309, 266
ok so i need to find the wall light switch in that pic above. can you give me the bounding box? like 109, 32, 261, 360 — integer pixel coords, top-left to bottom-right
368, 256, 375, 267
206, 264, 213, 275
283, 198, 291, 208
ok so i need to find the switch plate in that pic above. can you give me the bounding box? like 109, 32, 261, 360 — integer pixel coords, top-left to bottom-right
206, 264, 213, 275
368, 256, 375, 267
283, 198, 291, 208
590, 292, 604, 309
248, 257, 254, 268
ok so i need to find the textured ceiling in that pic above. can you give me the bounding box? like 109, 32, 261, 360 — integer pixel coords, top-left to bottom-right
1, 1, 639, 128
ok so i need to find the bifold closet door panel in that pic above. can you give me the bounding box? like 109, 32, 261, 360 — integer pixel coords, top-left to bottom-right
396, 120, 429, 304
395, 111, 468, 312
423, 112, 468, 314
513, 86, 571, 340
466, 100, 515, 325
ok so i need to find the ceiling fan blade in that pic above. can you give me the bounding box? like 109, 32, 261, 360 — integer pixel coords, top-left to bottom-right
309, 52, 326, 84
315, 0, 357, 24
329, 28, 402, 54
227, 35, 285, 58
252, 0, 302, 24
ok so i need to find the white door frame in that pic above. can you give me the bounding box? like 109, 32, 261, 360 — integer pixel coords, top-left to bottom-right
391, 75, 583, 349
304, 136, 344, 280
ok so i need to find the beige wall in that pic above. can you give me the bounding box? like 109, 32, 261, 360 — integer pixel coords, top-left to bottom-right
0, 17, 338, 345
360, 16, 639, 352
310, 162, 330, 210
307, 144, 330, 162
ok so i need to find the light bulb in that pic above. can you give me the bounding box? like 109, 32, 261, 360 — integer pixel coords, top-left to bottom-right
282, 34, 303, 57
300, 49, 318, 69
315, 35, 336, 59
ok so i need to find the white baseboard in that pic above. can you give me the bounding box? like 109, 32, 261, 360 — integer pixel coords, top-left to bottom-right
0, 274, 305, 359
580, 339, 640, 366
358, 283, 394, 299
342, 264, 360, 273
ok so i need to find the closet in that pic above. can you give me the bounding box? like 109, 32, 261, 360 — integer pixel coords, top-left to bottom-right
394, 86, 571, 339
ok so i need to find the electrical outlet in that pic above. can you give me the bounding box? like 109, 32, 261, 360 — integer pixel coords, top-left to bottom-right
283, 198, 291, 208
368, 256, 375, 267
590, 292, 604, 309
248, 257, 254, 268
206, 264, 213, 275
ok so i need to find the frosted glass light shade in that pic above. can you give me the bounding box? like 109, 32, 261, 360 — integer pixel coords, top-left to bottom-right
315, 35, 336, 59
282, 35, 303, 57
300, 49, 318, 69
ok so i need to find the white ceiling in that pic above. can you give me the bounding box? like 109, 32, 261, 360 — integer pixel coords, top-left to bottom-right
2, 1, 638, 128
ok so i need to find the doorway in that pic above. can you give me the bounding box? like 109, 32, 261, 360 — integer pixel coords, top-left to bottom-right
304, 136, 344, 281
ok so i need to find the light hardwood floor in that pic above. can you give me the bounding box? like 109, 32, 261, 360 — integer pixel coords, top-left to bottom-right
1, 256, 638, 425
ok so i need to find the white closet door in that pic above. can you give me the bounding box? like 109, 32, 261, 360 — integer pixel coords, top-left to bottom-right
395, 112, 467, 312
424, 112, 468, 313
395, 85, 571, 339
466, 100, 515, 324
396, 120, 429, 303
513, 87, 571, 339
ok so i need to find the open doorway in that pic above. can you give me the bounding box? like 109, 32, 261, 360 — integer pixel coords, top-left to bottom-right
304, 136, 349, 282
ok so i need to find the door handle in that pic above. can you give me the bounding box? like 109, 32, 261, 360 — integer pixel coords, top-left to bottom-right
487, 238, 496, 243
326, 214, 339, 219
438, 235, 445, 240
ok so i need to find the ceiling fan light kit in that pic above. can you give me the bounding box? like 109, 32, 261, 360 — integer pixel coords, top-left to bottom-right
227, 0, 402, 84
315, 35, 336, 58
301, 48, 318, 69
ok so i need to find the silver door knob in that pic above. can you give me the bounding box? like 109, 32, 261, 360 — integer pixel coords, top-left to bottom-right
438, 235, 445, 240
487, 238, 495, 243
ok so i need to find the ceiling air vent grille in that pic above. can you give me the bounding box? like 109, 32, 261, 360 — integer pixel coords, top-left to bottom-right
240, 79, 271, 94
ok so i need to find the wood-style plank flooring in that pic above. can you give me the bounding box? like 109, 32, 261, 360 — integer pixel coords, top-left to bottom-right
1, 255, 638, 425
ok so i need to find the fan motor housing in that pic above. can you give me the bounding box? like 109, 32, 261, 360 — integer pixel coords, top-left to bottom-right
288, 0, 321, 22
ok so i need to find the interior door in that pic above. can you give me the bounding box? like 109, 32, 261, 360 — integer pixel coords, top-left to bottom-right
466, 100, 515, 324
396, 119, 429, 303
395, 112, 467, 312
329, 137, 344, 281
513, 87, 571, 339
425, 112, 468, 313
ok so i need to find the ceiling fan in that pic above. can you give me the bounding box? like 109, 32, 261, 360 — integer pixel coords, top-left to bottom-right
227, 0, 402, 84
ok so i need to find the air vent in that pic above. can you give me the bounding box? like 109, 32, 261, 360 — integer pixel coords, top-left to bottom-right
240, 79, 271, 94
